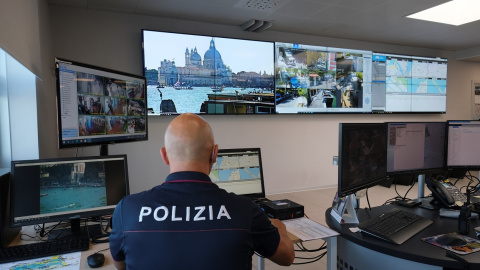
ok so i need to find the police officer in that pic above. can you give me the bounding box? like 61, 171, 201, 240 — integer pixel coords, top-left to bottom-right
110, 113, 294, 270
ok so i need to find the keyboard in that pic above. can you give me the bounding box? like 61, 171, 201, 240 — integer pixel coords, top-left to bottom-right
0, 235, 90, 264
358, 208, 433, 245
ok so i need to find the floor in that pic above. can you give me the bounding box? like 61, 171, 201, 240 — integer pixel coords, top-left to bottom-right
251, 177, 473, 270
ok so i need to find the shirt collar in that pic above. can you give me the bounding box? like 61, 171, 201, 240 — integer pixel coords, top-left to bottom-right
165, 171, 212, 183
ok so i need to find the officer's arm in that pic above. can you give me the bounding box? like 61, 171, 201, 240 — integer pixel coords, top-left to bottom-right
113, 260, 126, 270
268, 219, 295, 266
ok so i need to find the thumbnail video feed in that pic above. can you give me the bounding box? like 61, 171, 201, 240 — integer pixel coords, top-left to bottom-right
75, 72, 146, 137
127, 82, 145, 99
77, 72, 105, 96
105, 78, 126, 97
276, 45, 365, 113
105, 96, 127, 115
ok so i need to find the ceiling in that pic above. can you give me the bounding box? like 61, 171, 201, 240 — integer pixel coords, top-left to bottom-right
47, 0, 480, 61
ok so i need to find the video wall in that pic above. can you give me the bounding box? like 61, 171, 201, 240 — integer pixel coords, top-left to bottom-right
143, 30, 447, 115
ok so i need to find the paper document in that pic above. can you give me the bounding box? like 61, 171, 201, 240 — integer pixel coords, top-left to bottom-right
0, 251, 81, 270
283, 217, 339, 241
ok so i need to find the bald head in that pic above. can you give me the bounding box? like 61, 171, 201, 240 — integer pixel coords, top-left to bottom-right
161, 113, 218, 173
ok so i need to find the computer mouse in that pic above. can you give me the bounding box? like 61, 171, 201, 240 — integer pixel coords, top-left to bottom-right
87, 253, 105, 268
436, 233, 468, 247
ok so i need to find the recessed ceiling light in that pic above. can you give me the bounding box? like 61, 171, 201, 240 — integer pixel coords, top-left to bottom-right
407, 0, 480, 26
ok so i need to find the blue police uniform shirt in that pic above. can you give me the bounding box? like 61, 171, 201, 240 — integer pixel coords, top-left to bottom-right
109, 171, 280, 270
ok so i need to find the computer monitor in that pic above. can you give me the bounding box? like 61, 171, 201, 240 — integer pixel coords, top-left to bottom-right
387, 122, 446, 174
446, 120, 480, 170
55, 58, 148, 151
338, 123, 388, 197
10, 155, 129, 237
209, 148, 265, 199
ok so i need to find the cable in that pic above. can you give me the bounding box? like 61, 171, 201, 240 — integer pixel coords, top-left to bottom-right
292, 251, 327, 265
294, 241, 326, 252
365, 189, 371, 210
403, 174, 417, 200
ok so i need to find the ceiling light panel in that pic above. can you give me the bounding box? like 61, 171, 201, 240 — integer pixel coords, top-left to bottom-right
407, 0, 480, 26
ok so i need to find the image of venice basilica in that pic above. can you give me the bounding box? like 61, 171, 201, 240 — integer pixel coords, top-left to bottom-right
157, 39, 234, 87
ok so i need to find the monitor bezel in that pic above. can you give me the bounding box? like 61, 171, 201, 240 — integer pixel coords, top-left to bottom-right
338, 123, 388, 197
55, 57, 148, 149
9, 155, 130, 228
386, 121, 447, 175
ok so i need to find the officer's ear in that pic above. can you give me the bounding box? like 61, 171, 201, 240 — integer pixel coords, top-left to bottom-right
210, 144, 218, 164
161, 147, 170, 166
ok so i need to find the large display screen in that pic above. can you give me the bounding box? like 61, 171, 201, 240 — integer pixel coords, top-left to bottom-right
143, 30, 275, 115
371, 53, 447, 113
275, 42, 372, 113
56, 58, 148, 148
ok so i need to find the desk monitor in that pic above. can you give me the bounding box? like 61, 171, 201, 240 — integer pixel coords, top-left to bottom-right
10, 155, 129, 237
338, 123, 388, 197
446, 120, 480, 170
387, 122, 446, 174
209, 148, 265, 199
55, 58, 148, 150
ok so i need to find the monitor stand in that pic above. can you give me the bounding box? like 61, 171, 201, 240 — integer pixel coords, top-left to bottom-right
417, 174, 426, 198
47, 218, 102, 240
330, 194, 359, 224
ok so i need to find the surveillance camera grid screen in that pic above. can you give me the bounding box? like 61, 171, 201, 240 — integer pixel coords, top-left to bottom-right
57, 60, 147, 147
274, 43, 373, 114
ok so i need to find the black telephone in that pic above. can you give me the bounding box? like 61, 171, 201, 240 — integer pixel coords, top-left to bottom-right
426, 177, 467, 208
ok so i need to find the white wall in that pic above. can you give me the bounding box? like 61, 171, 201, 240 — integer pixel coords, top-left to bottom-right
0, 0, 51, 168
0, 0, 43, 77
41, 5, 480, 195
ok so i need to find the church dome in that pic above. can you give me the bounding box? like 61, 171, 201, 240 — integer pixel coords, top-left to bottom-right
191, 50, 201, 62
204, 39, 222, 62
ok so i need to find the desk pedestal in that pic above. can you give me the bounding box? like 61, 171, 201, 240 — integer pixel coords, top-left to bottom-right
337, 236, 440, 270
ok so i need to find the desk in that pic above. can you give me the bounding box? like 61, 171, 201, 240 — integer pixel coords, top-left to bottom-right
2, 225, 116, 270
325, 204, 480, 270
5, 224, 336, 270
257, 231, 336, 270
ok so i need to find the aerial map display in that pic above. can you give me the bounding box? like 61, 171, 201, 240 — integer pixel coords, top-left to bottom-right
210, 155, 261, 182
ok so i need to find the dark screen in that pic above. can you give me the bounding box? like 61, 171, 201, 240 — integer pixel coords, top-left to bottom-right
338, 123, 387, 197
